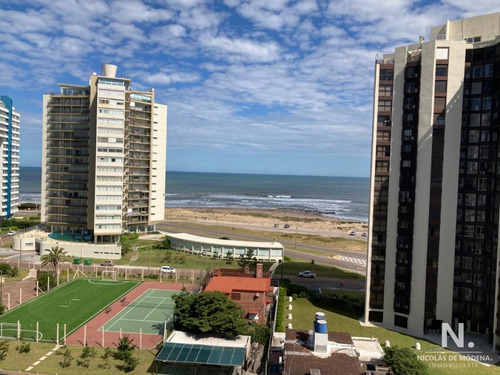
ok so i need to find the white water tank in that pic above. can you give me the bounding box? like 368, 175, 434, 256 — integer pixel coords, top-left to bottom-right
102, 64, 117, 78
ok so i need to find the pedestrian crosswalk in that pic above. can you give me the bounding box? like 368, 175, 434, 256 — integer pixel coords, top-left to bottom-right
339, 256, 367, 266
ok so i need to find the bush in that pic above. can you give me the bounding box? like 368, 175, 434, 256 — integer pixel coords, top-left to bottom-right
76, 358, 90, 367
17, 342, 31, 353
122, 354, 139, 373
81, 344, 96, 359
59, 348, 73, 368
0, 302, 5, 316
101, 347, 113, 360
249, 323, 270, 345
275, 287, 287, 332
384, 346, 428, 375
0, 263, 12, 274
0, 340, 9, 360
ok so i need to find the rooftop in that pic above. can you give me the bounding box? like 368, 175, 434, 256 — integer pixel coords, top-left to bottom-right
205, 275, 271, 294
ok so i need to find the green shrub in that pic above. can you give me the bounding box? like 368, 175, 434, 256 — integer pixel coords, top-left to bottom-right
0, 263, 12, 274
249, 323, 270, 345
0, 340, 9, 360
81, 344, 96, 358
384, 346, 428, 375
275, 288, 287, 332
17, 342, 30, 353
59, 348, 73, 368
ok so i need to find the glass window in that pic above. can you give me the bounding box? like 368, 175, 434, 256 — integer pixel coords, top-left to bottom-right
472, 65, 483, 79
470, 98, 481, 111
436, 65, 448, 76
380, 69, 394, 81
484, 64, 494, 77
435, 81, 447, 93
483, 97, 492, 111
378, 100, 392, 112
471, 82, 482, 95
379, 84, 393, 96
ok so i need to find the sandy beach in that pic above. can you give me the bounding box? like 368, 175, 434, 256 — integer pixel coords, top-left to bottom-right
164, 207, 368, 238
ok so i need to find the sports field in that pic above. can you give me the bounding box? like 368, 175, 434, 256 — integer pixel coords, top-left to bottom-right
100, 289, 176, 335
0, 278, 140, 342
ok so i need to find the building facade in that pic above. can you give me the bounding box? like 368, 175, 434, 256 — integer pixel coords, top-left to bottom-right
0, 96, 20, 220
365, 13, 500, 344
41, 64, 167, 244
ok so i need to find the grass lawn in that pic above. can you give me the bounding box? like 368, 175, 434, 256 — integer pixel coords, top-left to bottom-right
321, 289, 365, 301
286, 297, 500, 374
0, 278, 140, 343
0, 341, 159, 374
115, 247, 248, 270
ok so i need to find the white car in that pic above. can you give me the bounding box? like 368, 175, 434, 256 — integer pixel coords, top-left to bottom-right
6, 231, 15, 236
161, 266, 176, 274
298, 270, 316, 278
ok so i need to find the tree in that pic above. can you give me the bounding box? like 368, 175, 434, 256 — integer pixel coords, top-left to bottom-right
41, 246, 67, 285
238, 249, 255, 266
173, 291, 247, 338
383, 346, 428, 375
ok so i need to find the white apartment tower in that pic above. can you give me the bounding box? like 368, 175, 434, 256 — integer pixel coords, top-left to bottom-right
0, 96, 20, 219
42, 64, 167, 244
366, 12, 500, 345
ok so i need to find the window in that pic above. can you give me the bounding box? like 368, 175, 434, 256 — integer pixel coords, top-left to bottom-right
469, 113, 480, 126
468, 146, 478, 158
231, 293, 241, 300
378, 100, 392, 112
473, 274, 483, 287
472, 65, 483, 79
402, 160, 411, 168
379, 84, 393, 97
470, 98, 481, 111
465, 194, 476, 206
380, 69, 394, 81
483, 97, 492, 111
436, 65, 448, 77
469, 130, 479, 142
435, 81, 447, 93
471, 82, 482, 95
484, 64, 494, 78
482, 113, 491, 127
434, 114, 445, 125
434, 98, 446, 112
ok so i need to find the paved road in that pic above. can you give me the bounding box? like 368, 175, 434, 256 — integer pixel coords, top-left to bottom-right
275, 275, 366, 291
159, 221, 367, 275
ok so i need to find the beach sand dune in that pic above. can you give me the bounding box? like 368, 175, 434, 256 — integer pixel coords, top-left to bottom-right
164, 207, 367, 238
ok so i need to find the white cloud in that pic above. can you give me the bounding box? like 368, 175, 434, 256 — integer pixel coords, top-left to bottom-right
200, 34, 280, 62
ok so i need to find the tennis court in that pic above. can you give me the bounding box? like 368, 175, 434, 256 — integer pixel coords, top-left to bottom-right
100, 289, 177, 335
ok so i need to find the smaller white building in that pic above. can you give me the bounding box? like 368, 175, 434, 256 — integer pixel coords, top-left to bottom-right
166, 232, 284, 262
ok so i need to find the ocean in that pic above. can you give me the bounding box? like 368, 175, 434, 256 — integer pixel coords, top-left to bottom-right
19, 168, 369, 222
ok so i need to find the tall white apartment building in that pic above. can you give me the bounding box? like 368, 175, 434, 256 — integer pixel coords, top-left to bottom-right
0, 96, 20, 219
366, 12, 500, 345
41, 64, 167, 244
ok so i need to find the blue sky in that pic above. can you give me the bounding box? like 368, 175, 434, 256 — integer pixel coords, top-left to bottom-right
1, 1, 499, 177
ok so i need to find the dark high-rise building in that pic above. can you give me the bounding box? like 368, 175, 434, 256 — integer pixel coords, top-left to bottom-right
365, 13, 500, 346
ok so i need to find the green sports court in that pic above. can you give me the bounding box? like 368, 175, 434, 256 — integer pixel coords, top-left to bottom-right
100, 289, 177, 335
0, 278, 140, 342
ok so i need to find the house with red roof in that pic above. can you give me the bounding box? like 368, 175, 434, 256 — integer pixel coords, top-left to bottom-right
205, 264, 274, 324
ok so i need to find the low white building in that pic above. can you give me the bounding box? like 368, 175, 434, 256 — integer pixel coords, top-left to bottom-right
166, 232, 284, 262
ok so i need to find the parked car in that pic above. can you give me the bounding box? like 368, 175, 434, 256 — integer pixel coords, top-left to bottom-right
349, 231, 356, 236
284, 224, 290, 228
100, 260, 114, 266
361, 232, 368, 237
218, 237, 231, 240
6, 231, 15, 236
298, 270, 316, 278
161, 266, 176, 274
273, 224, 279, 228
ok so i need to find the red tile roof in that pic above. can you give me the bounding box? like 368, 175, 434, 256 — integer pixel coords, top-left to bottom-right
205, 276, 271, 294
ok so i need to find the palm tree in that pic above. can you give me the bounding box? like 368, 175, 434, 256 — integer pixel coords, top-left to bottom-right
41, 246, 67, 285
